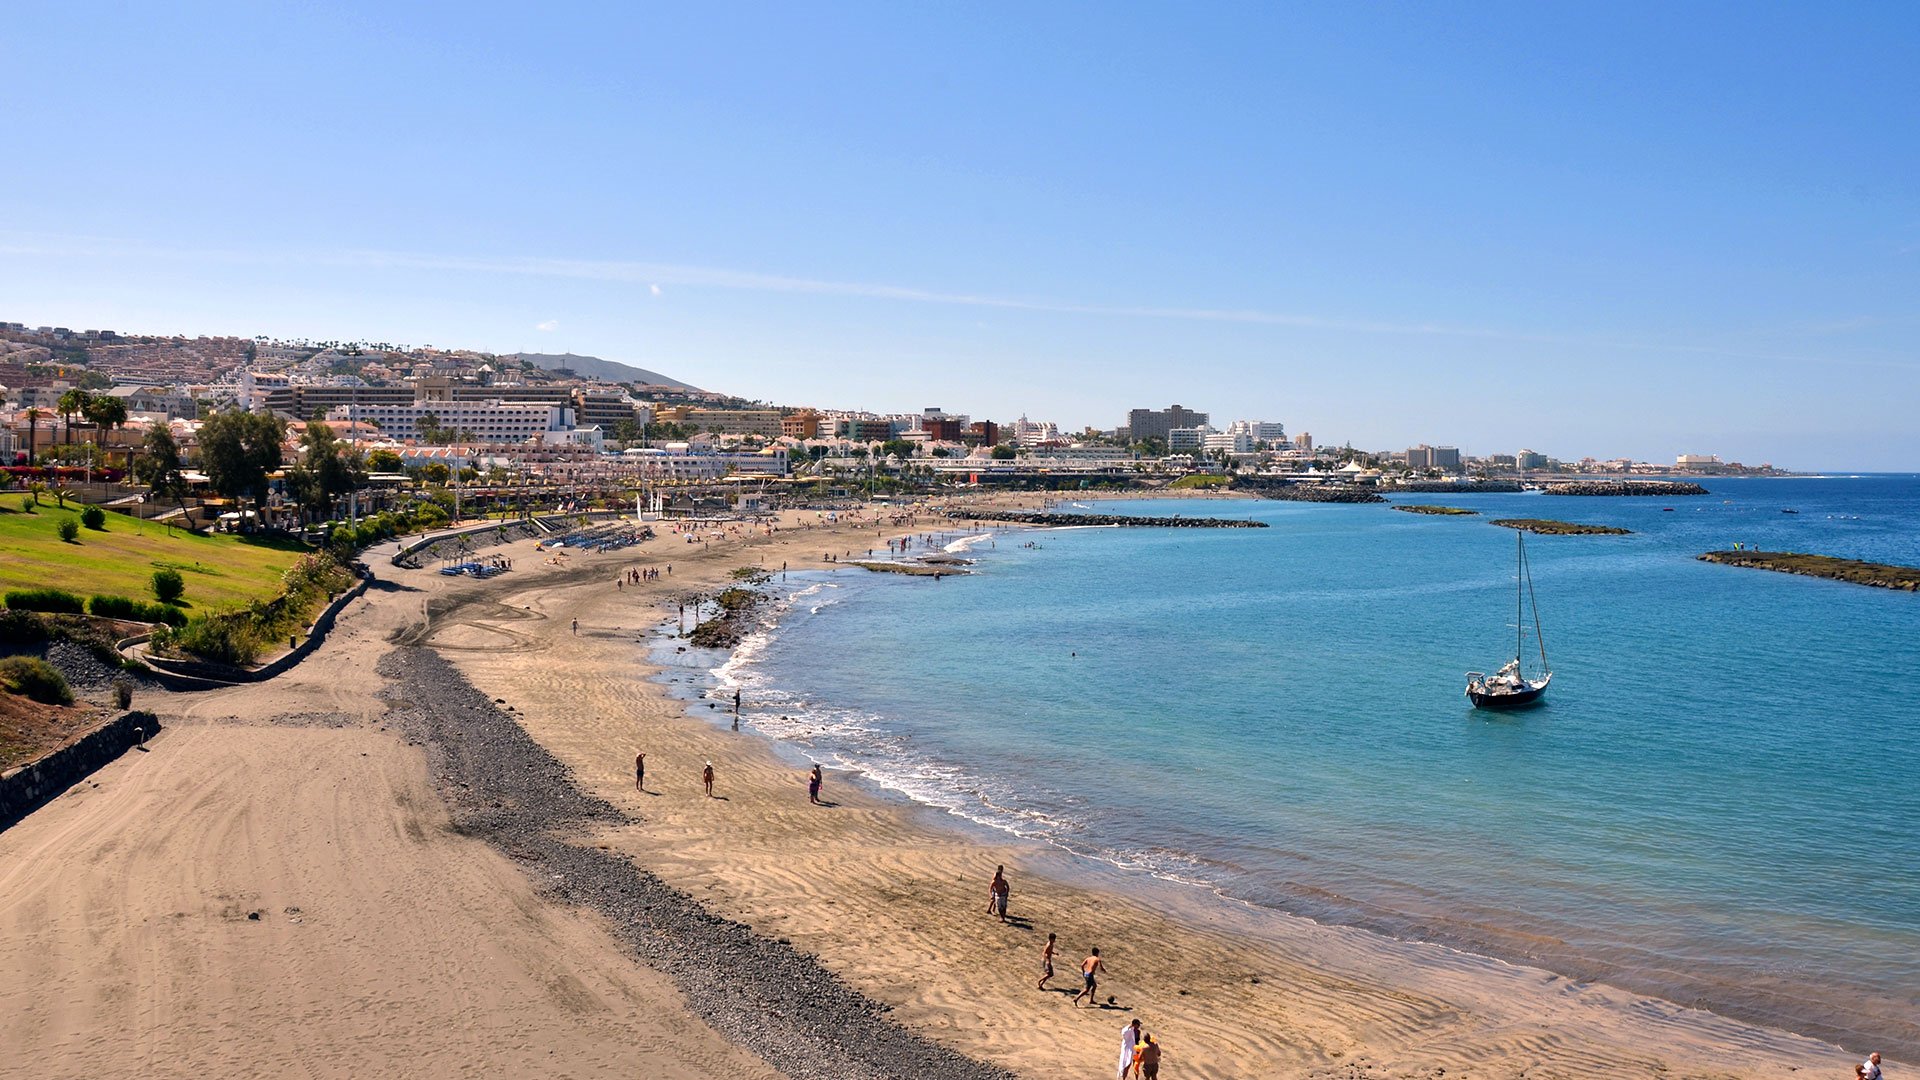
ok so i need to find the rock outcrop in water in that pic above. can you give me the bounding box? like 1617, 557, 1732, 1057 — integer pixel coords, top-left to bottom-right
1698, 550, 1920, 591
1490, 518, 1632, 536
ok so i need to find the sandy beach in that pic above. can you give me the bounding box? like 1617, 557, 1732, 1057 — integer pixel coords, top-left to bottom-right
1, 503, 1860, 1078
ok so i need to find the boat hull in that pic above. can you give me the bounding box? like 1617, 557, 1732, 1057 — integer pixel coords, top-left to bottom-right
1467, 683, 1547, 710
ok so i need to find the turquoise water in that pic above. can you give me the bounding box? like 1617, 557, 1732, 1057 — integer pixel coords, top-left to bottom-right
718, 477, 1920, 1056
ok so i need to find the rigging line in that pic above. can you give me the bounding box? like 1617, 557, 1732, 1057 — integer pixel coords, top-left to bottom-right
1523, 535, 1549, 673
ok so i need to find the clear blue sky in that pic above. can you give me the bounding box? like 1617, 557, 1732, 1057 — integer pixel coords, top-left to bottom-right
4, 2, 1916, 468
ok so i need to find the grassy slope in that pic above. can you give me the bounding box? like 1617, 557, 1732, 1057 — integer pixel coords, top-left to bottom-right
0, 503, 307, 612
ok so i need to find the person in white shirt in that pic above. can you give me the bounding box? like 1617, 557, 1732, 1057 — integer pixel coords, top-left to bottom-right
1862, 1052, 1882, 1080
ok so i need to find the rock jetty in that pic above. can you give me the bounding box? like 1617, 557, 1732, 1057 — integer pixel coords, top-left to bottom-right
952, 510, 1266, 528
1490, 518, 1632, 536
1393, 480, 1522, 493
1698, 550, 1920, 591
1543, 481, 1709, 497
1233, 480, 1386, 503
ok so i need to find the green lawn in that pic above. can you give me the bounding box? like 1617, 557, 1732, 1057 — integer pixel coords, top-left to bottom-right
0, 503, 308, 612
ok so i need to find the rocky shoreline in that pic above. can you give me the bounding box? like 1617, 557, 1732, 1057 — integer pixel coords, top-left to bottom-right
1698, 550, 1920, 591
376, 646, 1014, 1080
951, 509, 1266, 528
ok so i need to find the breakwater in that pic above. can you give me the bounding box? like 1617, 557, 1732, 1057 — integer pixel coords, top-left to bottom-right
1698, 550, 1920, 591
1233, 481, 1386, 504
1393, 505, 1478, 516
1543, 481, 1709, 496
1490, 518, 1632, 535
952, 510, 1267, 528
1393, 480, 1523, 493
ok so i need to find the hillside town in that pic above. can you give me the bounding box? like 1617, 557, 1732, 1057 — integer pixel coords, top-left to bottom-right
1, 320, 1788, 532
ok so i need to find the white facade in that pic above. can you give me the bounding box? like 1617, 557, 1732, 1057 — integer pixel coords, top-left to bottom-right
1203, 429, 1254, 453
1168, 425, 1213, 452
328, 400, 573, 443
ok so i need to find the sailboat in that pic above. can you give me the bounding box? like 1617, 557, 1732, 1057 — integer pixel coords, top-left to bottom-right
1465, 529, 1552, 709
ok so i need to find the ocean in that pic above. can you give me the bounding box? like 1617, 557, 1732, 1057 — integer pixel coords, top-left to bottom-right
675, 476, 1920, 1057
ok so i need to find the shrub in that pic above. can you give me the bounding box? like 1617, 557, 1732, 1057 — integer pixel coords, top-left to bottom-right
81, 505, 107, 530
88, 594, 187, 626
19, 496, 32, 513
0, 609, 48, 644
151, 568, 186, 604
57, 517, 79, 542
5, 588, 86, 614
113, 678, 134, 710
0, 656, 74, 706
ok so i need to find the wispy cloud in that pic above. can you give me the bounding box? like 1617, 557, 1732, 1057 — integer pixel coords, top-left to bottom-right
534, 318, 559, 332
0, 232, 1908, 370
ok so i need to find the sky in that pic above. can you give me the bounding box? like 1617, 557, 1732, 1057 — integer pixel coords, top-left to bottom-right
3, 2, 1916, 469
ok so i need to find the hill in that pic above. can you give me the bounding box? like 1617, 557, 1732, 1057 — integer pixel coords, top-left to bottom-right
508, 353, 701, 390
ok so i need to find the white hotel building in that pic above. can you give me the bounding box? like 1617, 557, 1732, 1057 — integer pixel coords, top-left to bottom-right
327, 400, 574, 443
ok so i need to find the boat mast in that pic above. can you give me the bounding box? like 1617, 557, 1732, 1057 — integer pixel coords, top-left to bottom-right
1514, 529, 1524, 667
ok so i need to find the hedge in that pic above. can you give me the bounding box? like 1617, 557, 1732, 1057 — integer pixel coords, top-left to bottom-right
4, 588, 86, 615
87, 594, 189, 626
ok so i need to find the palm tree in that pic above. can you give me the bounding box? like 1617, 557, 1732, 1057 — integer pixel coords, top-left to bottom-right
83, 395, 129, 472
57, 388, 91, 447
21, 407, 46, 464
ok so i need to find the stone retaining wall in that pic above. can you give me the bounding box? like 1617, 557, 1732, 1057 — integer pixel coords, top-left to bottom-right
0, 710, 160, 832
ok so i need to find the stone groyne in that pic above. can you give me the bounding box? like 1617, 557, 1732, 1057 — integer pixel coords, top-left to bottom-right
1543, 481, 1709, 496
1392, 480, 1523, 493
1698, 550, 1920, 591
952, 510, 1267, 528
1233, 481, 1386, 504
1, 710, 161, 831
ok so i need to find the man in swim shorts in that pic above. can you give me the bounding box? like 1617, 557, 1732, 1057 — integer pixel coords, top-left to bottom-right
1073, 947, 1103, 1007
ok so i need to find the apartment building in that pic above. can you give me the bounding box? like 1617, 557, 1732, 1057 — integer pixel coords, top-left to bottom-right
327, 400, 573, 443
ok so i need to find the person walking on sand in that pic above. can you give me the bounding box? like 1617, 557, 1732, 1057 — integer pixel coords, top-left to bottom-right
808, 764, 823, 804
987, 866, 1007, 916
1863, 1053, 1883, 1080
1073, 947, 1103, 1007
702, 761, 715, 797
571, 618, 578, 635
1137, 1034, 1160, 1080
733, 688, 741, 715
635, 752, 645, 792
1116, 1018, 1141, 1079
1037, 932, 1056, 990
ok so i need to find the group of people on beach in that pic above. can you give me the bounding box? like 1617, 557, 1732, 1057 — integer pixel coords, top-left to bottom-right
620, 566, 666, 586
995, 868, 1167, 1075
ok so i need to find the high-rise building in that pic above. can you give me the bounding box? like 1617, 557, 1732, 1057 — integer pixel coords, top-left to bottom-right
1125, 404, 1208, 444
1406, 445, 1436, 470
1294, 433, 1313, 452
1517, 449, 1549, 470
1432, 446, 1462, 471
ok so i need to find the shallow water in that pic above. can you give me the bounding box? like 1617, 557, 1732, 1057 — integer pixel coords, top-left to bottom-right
700, 477, 1920, 1056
